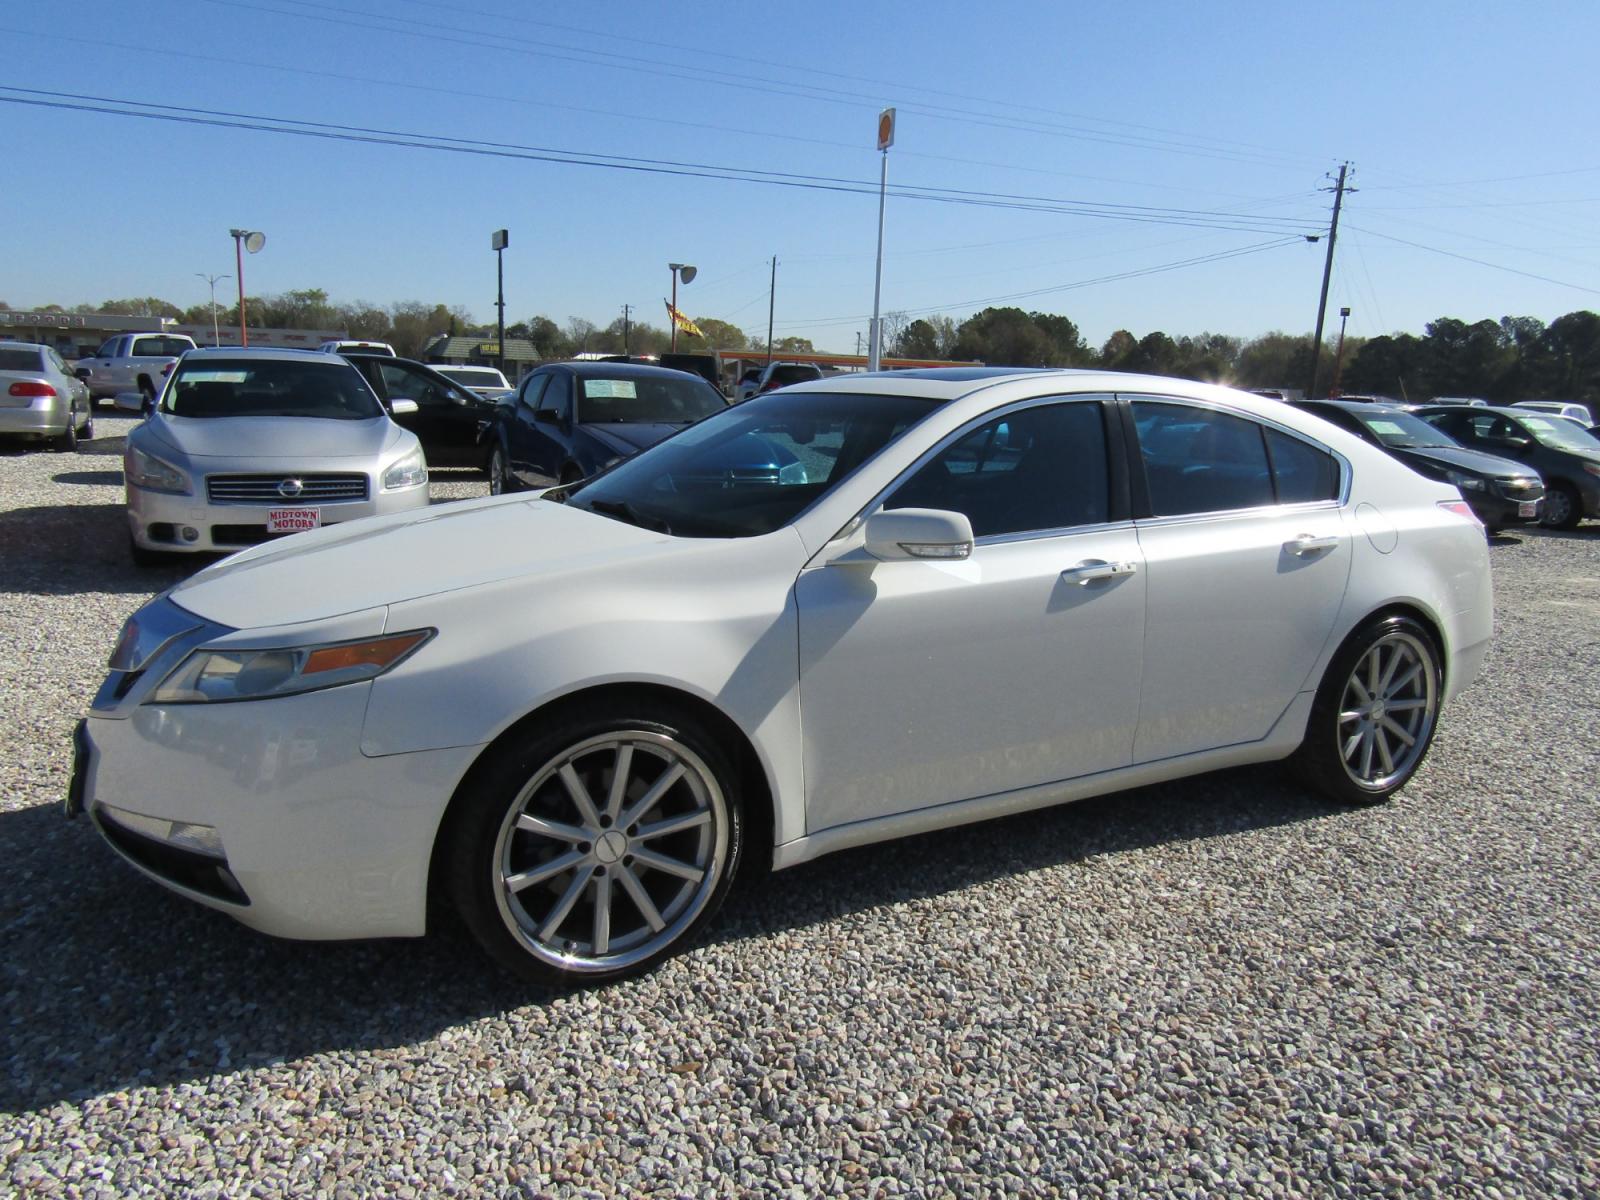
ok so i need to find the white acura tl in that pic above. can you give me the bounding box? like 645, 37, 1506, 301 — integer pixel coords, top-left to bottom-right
71, 369, 1493, 984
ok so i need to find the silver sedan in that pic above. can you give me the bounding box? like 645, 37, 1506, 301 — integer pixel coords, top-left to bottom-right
0, 342, 93, 450
124, 347, 430, 564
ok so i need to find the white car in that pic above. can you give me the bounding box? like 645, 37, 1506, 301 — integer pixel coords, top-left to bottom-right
317, 339, 397, 357
1511, 400, 1593, 427
73, 369, 1493, 984
123, 347, 430, 562
0, 341, 94, 450
435, 364, 513, 399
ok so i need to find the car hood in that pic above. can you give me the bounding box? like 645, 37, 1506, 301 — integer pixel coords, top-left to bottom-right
168, 494, 680, 629
1389, 443, 1536, 478
583, 421, 689, 456
143, 414, 405, 460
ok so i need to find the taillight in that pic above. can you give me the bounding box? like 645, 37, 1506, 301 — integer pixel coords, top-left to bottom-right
1438, 499, 1480, 524
8, 381, 56, 398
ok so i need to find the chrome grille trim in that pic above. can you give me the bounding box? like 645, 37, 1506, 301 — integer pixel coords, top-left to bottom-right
205, 473, 369, 504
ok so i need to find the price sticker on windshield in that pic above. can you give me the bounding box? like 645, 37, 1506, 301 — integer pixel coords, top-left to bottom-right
583, 380, 637, 399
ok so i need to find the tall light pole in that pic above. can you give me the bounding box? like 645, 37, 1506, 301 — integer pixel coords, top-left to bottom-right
195, 272, 231, 347
1331, 306, 1352, 397
229, 229, 265, 346
766, 256, 778, 365
868, 107, 895, 372
668, 263, 696, 351
491, 229, 509, 375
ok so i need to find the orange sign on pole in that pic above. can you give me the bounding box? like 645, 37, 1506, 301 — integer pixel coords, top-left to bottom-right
877, 107, 896, 152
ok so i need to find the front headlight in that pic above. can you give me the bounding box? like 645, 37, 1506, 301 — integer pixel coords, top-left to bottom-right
126, 445, 191, 495
151, 629, 433, 704
1445, 470, 1485, 492
382, 448, 428, 491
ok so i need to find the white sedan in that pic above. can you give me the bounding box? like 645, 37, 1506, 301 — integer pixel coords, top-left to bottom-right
72, 369, 1493, 984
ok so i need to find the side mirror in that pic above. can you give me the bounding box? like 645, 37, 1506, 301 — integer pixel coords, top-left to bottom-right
390, 398, 419, 416
534, 408, 561, 426
74, 367, 91, 381
113, 391, 145, 414
863, 508, 975, 562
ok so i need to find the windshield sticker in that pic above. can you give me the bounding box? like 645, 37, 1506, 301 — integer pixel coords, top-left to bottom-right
584, 380, 637, 399
1367, 420, 1406, 436
178, 370, 248, 383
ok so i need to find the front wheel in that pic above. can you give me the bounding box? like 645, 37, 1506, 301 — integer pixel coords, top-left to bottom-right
488, 445, 509, 495
444, 702, 745, 985
1540, 482, 1582, 530
1291, 615, 1441, 805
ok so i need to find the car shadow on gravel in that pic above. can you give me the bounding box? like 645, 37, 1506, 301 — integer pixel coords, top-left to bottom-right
51, 470, 125, 487
0, 503, 193, 595
0, 766, 1339, 1111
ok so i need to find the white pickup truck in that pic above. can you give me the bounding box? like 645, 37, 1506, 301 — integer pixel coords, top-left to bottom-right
74, 332, 198, 405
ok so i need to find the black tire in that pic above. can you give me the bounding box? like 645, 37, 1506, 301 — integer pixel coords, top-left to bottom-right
80, 410, 94, 441
443, 699, 745, 986
1290, 614, 1441, 806
1540, 482, 1582, 530
488, 444, 510, 495
51, 414, 78, 452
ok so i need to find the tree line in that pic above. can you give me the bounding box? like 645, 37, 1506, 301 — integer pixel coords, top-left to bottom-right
7, 295, 1596, 402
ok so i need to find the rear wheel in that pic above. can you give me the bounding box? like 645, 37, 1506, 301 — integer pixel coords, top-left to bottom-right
80, 409, 94, 441
445, 701, 744, 986
1541, 482, 1582, 530
488, 445, 509, 495
1291, 615, 1441, 805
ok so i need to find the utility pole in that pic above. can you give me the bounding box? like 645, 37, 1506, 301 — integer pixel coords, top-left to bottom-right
856, 331, 863, 358
1307, 163, 1353, 400
621, 304, 632, 354
766, 256, 777, 365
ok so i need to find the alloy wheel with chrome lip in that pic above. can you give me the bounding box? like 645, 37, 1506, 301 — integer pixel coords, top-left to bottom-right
1292, 614, 1442, 805
447, 704, 744, 984
488, 445, 508, 495
1336, 630, 1438, 792
1540, 482, 1580, 530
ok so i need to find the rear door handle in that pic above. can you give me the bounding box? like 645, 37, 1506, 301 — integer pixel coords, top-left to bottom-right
1061, 559, 1138, 585
1285, 534, 1339, 556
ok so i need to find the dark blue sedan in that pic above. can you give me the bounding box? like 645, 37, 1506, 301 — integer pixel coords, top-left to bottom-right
488, 361, 728, 493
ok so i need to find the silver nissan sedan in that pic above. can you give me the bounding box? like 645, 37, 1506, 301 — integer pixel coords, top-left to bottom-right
124, 347, 430, 564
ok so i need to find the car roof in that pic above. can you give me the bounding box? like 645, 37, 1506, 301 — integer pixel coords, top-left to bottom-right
799, 366, 1250, 402
1294, 399, 1404, 417
183, 346, 351, 366
551, 360, 716, 380
0, 341, 51, 352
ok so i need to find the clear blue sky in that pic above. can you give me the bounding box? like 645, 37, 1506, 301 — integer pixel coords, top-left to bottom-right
3, 0, 1597, 352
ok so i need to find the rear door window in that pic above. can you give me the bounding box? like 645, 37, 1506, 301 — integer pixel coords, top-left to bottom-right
1264, 428, 1339, 504
1131, 401, 1275, 516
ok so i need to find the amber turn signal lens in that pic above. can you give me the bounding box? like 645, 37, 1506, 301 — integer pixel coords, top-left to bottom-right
303, 631, 430, 676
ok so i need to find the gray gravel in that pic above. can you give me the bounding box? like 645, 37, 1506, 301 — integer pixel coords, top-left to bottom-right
3, 413, 1598, 1198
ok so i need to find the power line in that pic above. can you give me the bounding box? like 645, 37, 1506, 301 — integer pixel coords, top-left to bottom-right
774, 237, 1308, 330
0, 87, 1321, 236
196, 0, 1322, 169
1341, 224, 1600, 295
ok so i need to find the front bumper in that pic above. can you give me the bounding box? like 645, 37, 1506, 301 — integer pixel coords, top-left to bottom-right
1463, 487, 1541, 529
127, 480, 430, 553
75, 686, 479, 940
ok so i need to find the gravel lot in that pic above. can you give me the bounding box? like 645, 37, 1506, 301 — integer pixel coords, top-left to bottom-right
3, 412, 1598, 1198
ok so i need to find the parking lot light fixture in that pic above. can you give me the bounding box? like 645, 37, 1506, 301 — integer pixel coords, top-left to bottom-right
229, 229, 265, 347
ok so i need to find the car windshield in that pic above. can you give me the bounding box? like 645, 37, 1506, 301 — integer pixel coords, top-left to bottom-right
0, 348, 45, 372
561, 390, 944, 538
1520, 414, 1600, 451
576, 375, 726, 424
164, 359, 384, 420
1354, 411, 1456, 449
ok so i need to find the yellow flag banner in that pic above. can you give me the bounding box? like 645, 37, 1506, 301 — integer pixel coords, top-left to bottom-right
664, 299, 703, 338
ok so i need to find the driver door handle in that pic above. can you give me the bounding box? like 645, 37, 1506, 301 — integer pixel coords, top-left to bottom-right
1061, 559, 1138, 585
1285, 534, 1340, 556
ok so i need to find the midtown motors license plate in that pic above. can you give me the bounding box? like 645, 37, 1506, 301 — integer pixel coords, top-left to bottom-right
1518, 501, 1537, 518
267, 507, 321, 533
